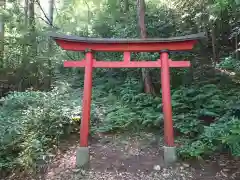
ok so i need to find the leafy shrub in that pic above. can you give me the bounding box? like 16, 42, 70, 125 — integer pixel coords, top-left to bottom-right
179, 116, 240, 158
172, 84, 227, 136
0, 82, 78, 171
217, 56, 240, 72
94, 75, 240, 158
2, 91, 45, 110
98, 102, 141, 132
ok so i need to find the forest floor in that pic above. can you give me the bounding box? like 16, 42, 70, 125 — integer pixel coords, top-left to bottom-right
8, 132, 240, 180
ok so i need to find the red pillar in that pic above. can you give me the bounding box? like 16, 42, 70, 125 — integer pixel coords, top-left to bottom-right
160, 51, 174, 147
80, 51, 94, 147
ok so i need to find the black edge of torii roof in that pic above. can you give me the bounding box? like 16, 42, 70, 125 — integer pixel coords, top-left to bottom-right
49, 32, 205, 44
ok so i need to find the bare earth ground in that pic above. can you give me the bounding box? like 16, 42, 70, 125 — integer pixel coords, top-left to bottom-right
3, 70, 240, 180
5, 133, 240, 180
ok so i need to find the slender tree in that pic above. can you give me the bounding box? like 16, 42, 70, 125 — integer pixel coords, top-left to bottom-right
47, 0, 54, 88
24, 0, 29, 26
29, 0, 36, 54
124, 0, 129, 12
0, 0, 5, 68
29, 0, 35, 33
137, 0, 155, 95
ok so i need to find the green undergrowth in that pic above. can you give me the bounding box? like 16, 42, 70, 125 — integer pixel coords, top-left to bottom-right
89, 68, 240, 159
217, 56, 240, 72
1, 66, 240, 173
0, 81, 80, 172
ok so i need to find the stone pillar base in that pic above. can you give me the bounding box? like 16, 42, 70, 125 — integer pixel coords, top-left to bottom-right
163, 146, 177, 165
76, 147, 89, 168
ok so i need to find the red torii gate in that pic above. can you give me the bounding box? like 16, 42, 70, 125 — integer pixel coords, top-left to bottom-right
50, 32, 204, 167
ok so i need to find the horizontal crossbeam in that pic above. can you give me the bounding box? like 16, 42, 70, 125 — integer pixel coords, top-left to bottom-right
64, 59, 190, 68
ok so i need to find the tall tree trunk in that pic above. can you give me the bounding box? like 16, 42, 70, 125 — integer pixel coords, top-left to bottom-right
18, 0, 29, 91
0, 0, 5, 69
211, 24, 218, 65
29, 0, 38, 88
47, 0, 54, 26
29, 0, 35, 33
124, 0, 129, 12
137, 0, 155, 95
24, 0, 29, 26
29, 0, 36, 50
236, 35, 239, 60
47, 0, 54, 88
23, 0, 28, 57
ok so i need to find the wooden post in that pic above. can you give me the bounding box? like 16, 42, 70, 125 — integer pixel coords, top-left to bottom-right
80, 50, 93, 147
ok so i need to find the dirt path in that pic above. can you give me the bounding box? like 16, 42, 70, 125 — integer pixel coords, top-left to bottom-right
22, 133, 238, 180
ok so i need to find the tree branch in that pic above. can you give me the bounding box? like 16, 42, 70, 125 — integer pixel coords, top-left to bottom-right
65, 52, 75, 60
35, 0, 59, 29
36, 16, 52, 26
35, 0, 52, 25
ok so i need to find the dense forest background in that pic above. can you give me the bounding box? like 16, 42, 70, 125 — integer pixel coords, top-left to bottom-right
0, 0, 240, 175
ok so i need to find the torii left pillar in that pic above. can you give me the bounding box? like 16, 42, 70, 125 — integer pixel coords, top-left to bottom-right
50, 32, 204, 167
76, 50, 94, 167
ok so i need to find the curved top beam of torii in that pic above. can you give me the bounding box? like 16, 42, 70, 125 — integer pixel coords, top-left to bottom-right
49, 32, 205, 52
